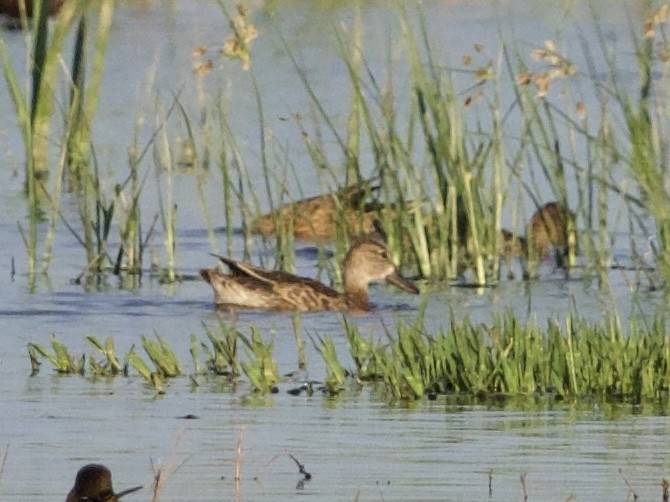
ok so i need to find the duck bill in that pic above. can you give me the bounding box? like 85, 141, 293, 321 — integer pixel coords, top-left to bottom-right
116, 485, 144, 499
385, 271, 419, 294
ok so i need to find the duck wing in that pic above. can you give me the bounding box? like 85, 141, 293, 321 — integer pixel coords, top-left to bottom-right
211, 254, 340, 298
212, 254, 295, 283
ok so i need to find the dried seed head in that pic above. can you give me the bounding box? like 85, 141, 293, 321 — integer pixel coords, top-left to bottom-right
516, 72, 532, 86
533, 73, 550, 98
192, 45, 208, 58
193, 59, 214, 77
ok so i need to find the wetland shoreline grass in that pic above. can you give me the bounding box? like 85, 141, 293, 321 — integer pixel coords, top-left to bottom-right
27, 311, 670, 407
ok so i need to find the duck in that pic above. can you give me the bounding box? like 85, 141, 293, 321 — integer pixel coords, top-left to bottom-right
526, 202, 577, 259
501, 202, 577, 259
200, 238, 419, 312
499, 202, 577, 278
66, 464, 142, 502
249, 181, 385, 242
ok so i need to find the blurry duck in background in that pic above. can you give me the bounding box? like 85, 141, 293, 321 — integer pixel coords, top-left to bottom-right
200, 237, 419, 313
500, 202, 577, 278
526, 202, 577, 261
249, 180, 385, 242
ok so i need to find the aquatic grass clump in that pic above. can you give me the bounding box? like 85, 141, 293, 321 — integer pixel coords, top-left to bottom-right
26, 321, 280, 395
137, 333, 183, 378
239, 327, 279, 394
312, 334, 348, 396
360, 313, 670, 403
198, 320, 242, 378
24, 309, 670, 406
125, 333, 183, 393
27, 334, 85, 375
342, 316, 385, 382
86, 335, 123, 376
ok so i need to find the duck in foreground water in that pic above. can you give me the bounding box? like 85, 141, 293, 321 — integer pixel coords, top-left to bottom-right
66, 464, 142, 502
200, 238, 420, 313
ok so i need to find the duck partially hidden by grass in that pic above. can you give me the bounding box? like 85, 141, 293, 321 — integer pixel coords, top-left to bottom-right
527, 202, 577, 260
66, 464, 142, 502
499, 202, 578, 278
249, 182, 385, 242
200, 238, 419, 313
500, 202, 577, 259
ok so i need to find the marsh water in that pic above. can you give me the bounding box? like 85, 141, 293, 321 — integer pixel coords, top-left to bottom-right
1, 0, 670, 500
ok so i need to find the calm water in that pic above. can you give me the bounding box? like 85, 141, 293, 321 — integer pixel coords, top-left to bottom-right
1, 0, 668, 500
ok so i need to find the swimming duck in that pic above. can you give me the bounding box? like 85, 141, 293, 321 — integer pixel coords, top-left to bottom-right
200, 238, 419, 312
249, 182, 384, 242
66, 464, 142, 502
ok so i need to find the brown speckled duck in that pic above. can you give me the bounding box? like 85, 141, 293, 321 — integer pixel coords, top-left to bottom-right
249, 182, 384, 242
66, 464, 142, 502
499, 202, 577, 261
498, 202, 578, 279
200, 238, 419, 313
